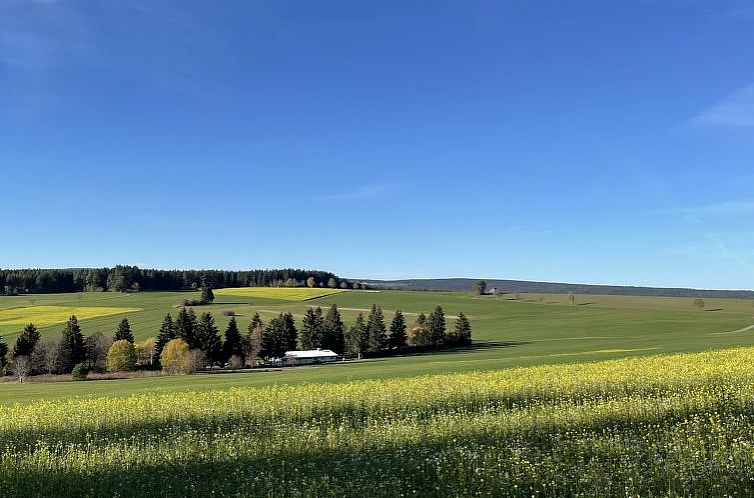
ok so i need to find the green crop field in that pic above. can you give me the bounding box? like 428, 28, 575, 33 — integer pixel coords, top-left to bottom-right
1, 289, 754, 404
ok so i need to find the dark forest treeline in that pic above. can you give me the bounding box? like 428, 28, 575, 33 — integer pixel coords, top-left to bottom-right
0, 266, 342, 295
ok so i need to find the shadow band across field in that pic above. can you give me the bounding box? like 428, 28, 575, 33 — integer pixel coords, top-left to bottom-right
7, 402, 754, 498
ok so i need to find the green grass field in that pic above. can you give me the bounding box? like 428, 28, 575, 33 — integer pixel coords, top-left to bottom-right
1, 288, 753, 404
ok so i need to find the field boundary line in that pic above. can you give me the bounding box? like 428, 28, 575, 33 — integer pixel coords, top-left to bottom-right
708, 324, 754, 336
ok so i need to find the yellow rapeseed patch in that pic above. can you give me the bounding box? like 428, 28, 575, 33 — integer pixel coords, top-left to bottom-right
0, 305, 141, 327
213, 286, 346, 300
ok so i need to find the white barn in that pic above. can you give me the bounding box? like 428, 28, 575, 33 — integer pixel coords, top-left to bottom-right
276, 349, 339, 366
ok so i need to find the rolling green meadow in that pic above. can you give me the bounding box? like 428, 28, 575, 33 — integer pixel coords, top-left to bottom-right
3, 288, 754, 496
1, 288, 753, 403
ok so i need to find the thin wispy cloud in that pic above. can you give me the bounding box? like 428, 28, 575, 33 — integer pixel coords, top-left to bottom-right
689, 85, 754, 127
0, 0, 88, 69
316, 184, 398, 202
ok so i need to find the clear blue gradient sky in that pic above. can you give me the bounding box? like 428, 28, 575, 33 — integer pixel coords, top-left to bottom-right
2, 1, 754, 289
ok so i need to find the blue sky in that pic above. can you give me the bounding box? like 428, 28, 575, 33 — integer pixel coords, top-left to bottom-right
2, 0, 754, 289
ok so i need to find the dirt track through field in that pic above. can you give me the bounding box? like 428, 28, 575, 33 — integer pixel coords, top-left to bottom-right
708, 324, 754, 336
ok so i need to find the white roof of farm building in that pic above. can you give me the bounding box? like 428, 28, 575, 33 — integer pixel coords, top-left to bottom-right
284, 349, 338, 358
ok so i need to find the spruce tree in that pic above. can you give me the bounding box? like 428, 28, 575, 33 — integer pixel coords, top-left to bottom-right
416, 312, 427, 326
455, 312, 472, 345
299, 307, 323, 350
281, 312, 298, 352
114, 317, 134, 343
200, 285, 215, 304
321, 304, 345, 353
59, 315, 86, 373
427, 306, 446, 346
223, 317, 244, 362
13, 323, 40, 358
260, 314, 288, 359
345, 313, 369, 358
196, 312, 221, 366
366, 304, 387, 352
154, 313, 176, 368
388, 310, 407, 349
0, 335, 8, 373
176, 307, 199, 349
248, 312, 263, 334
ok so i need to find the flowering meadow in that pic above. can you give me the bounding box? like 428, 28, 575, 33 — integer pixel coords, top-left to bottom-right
3, 347, 754, 496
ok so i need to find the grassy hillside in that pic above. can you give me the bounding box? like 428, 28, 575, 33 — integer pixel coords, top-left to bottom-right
363, 277, 754, 298
1, 289, 753, 404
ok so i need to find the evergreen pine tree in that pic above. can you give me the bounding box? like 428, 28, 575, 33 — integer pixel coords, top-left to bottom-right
59, 315, 86, 373
388, 310, 407, 349
176, 307, 199, 349
299, 307, 323, 350
114, 317, 134, 343
0, 335, 8, 373
248, 312, 263, 334
154, 313, 176, 368
455, 312, 472, 345
223, 317, 244, 362
345, 313, 369, 358
13, 323, 40, 358
281, 312, 298, 351
200, 285, 215, 304
260, 314, 289, 359
196, 312, 221, 366
366, 304, 387, 352
427, 306, 446, 346
321, 304, 345, 353
416, 312, 427, 326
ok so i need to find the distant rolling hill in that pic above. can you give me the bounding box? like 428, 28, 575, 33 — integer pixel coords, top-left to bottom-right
357, 278, 754, 299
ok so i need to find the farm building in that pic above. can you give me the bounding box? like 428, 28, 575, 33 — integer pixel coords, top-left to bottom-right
274, 349, 339, 366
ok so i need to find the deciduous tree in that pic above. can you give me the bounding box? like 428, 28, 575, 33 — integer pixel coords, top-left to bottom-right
136, 337, 156, 366
85, 332, 112, 372
475, 280, 487, 296
107, 340, 137, 372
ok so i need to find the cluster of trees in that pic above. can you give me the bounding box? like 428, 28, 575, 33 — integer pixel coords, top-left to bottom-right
0, 266, 348, 295
0, 316, 160, 381
0, 305, 472, 380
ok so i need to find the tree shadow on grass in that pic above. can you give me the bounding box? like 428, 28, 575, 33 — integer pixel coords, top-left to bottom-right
377, 341, 529, 360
